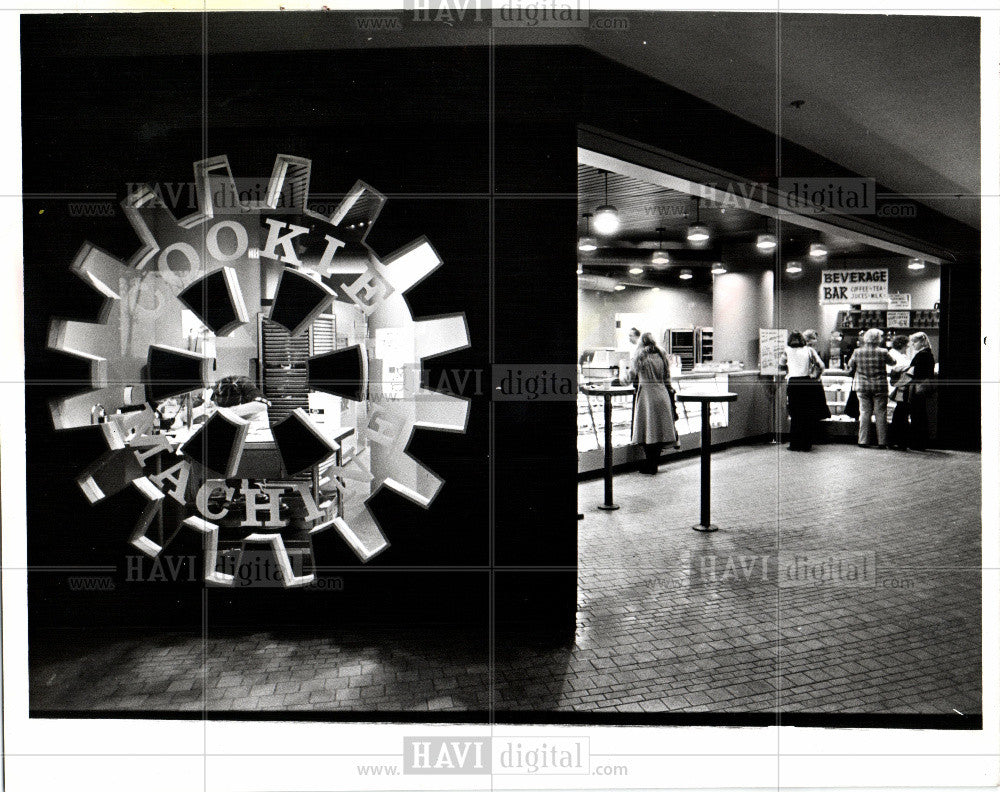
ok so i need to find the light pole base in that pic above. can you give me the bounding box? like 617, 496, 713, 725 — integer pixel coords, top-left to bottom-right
598, 503, 621, 511
691, 523, 719, 532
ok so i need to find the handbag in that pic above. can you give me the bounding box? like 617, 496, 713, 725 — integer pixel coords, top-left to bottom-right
807, 347, 823, 379
844, 388, 860, 419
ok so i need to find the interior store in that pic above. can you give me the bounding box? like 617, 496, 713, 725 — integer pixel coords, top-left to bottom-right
577, 150, 945, 475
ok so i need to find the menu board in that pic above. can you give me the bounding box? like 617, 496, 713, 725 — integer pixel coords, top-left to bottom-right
759, 328, 787, 376
819, 268, 889, 304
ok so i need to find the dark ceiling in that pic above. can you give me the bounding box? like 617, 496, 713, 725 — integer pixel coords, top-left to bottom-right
24, 11, 979, 229
577, 163, 895, 283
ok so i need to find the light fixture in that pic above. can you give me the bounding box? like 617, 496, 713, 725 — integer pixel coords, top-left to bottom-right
652, 286, 661, 292
629, 266, 643, 275
614, 284, 627, 291
711, 262, 727, 275
578, 213, 597, 251
908, 257, 926, 270
756, 234, 778, 252
651, 227, 669, 265
785, 260, 803, 274
593, 171, 620, 236
679, 268, 693, 280
809, 242, 828, 259
576, 265, 583, 275
686, 198, 710, 244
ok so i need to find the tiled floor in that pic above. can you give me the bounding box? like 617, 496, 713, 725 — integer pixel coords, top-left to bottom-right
31, 443, 982, 715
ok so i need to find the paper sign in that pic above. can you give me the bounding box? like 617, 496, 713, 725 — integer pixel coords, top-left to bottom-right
819, 268, 889, 304
888, 293, 911, 310
759, 328, 787, 376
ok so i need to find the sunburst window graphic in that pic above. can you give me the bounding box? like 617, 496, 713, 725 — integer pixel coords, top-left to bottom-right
49, 155, 470, 587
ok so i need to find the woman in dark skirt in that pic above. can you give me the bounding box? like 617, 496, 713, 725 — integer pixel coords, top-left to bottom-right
781, 331, 829, 451
627, 333, 679, 474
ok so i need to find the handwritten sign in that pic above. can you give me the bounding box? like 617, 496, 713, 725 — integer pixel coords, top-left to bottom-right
888, 293, 911, 310
759, 328, 787, 376
819, 268, 889, 305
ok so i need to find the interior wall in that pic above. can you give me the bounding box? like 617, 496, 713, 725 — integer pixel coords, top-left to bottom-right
578, 282, 713, 351
711, 267, 775, 368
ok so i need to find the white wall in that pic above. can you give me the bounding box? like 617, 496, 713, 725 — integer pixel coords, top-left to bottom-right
578, 283, 713, 352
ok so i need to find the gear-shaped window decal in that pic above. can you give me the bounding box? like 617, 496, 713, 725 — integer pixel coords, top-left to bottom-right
49, 154, 470, 587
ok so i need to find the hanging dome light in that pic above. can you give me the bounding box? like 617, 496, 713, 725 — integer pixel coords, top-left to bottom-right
613, 284, 627, 291
686, 197, 710, 244
576, 265, 583, 275
908, 257, 926, 270
578, 212, 597, 251
711, 262, 727, 275
679, 268, 693, 280
650, 227, 669, 265
785, 260, 803, 274
651, 286, 661, 292
593, 171, 620, 236
629, 266, 643, 275
756, 233, 778, 252
809, 242, 828, 258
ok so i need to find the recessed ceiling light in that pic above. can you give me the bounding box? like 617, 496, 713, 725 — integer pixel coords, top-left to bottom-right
679, 268, 693, 280
809, 243, 828, 258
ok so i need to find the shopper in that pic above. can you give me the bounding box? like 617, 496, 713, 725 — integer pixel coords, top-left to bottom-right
846, 328, 891, 448
780, 331, 827, 451
627, 332, 679, 474
906, 332, 936, 450
886, 334, 912, 449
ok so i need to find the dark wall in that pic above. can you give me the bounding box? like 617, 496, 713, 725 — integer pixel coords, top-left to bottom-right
21, 15, 981, 643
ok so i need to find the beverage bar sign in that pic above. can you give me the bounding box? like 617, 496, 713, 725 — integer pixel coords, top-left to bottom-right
819, 268, 889, 305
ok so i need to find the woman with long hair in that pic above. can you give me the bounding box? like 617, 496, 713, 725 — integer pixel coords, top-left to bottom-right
627, 332, 679, 474
781, 330, 827, 451
906, 332, 936, 450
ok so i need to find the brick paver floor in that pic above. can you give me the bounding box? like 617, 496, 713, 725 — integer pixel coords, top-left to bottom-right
30, 443, 982, 715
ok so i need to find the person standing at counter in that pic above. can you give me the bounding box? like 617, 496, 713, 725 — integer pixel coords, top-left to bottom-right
627, 332, 678, 474
906, 332, 936, 450
887, 334, 912, 450
780, 331, 827, 451
847, 328, 891, 449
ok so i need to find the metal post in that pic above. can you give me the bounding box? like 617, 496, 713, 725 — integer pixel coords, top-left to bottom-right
598, 393, 619, 511
700, 403, 711, 526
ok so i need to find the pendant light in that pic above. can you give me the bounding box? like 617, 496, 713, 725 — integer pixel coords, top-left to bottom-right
686, 197, 710, 244
756, 217, 777, 252
593, 171, 620, 236
785, 260, 803, 274
629, 267, 644, 275
651, 227, 669, 265
578, 213, 597, 251
679, 268, 693, 280
711, 262, 727, 275
756, 233, 778, 252
908, 257, 926, 270
809, 242, 828, 259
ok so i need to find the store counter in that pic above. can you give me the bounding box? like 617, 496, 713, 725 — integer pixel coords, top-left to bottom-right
578, 369, 774, 475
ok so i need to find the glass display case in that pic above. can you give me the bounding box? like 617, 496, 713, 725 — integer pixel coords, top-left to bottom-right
577, 373, 730, 453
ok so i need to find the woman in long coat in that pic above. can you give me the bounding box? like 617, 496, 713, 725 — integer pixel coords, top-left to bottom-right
627, 332, 679, 474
